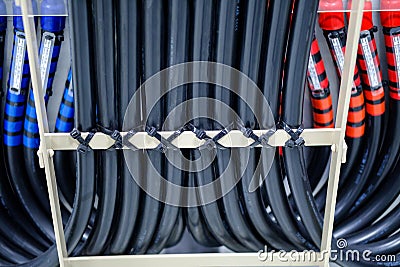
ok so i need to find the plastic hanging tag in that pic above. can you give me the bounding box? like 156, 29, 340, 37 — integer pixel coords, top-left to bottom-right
39, 32, 56, 93
10, 31, 26, 95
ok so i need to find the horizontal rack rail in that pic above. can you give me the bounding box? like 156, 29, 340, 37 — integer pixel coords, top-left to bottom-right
44, 128, 342, 150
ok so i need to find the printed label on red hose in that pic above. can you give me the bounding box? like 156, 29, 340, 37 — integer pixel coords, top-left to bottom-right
10, 31, 26, 95
39, 32, 55, 93
307, 56, 322, 90
332, 37, 345, 72
393, 35, 400, 83
360, 36, 380, 88
331, 37, 356, 90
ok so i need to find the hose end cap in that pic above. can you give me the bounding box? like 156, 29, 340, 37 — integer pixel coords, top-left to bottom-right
381, 0, 400, 28
319, 0, 345, 30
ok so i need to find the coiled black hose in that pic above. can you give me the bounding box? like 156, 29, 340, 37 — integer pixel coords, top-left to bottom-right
334, 2, 386, 221
128, 0, 165, 254
184, 0, 221, 248
107, 0, 141, 255
11, 0, 97, 265
23, 3, 66, 215
3, 2, 55, 243
192, 0, 247, 252
306, 35, 334, 190
82, 0, 118, 255
53, 69, 75, 211
281, 0, 321, 247
146, 0, 188, 254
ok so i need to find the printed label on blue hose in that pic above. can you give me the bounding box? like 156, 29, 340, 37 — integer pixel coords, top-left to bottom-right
10, 31, 26, 95
393, 35, 400, 82
308, 56, 322, 90
39, 32, 55, 92
360, 36, 379, 88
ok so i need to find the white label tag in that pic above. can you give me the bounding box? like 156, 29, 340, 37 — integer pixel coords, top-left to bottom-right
360, 36, 379, 88
331, 37, 357, 90
11, 31, 26, 95
332, 37, 345, 73
39, 32, 56, 93
393, 35, 400, 83
308, 55, 322, 90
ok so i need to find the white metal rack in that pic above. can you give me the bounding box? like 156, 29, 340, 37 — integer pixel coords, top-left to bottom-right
16, 0, 366, 266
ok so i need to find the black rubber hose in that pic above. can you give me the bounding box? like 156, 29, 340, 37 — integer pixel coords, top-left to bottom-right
23, 10, 66, 215
258, 0, 318, 251
344, 26, 400, 215
54, 69, 76, 209
316, 3, 367, 208
314, 25, 366, 210
333, 21, 386, 222
17, 0, 97, 265
0, 257, 11, 266
83, 0, 118, 255
0, 4, 50, 257
278, 2, 400, 266
128, 0, 165, 254
107, 0, 141, 255
0, 205, 46, 256
334, 162, 400, 238
195, 0, 248, 252
184, 192, 221, 247
345, 204, 400, 245
306, 35, 334, 190
336, 98, 400, 223
236, 0, 301, 251
281, 0, 321, 247
217, 0, 271, 251
350, 231, 400, 256
0, 234, 33, 264
146, 0, 188, 254
333, 7, 400, 240
264, 156, 316, 250
184, 0, 221, 249
0, 169, 52, 248
165, 209, 186, 248
3, 5, 55, 242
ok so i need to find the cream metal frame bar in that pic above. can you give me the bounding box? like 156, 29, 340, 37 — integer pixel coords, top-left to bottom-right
17, 0, 365, 266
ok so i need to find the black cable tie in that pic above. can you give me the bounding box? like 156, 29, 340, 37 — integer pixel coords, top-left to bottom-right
145, 125, 179, 153
238, 123, 260, 146
280, 121, 305, 148
185, 123, 216, 151
96, 125, 123, 150
122, 129, 139, 151
237, 121, 275, 148
259, 129, 276, 148
70, 128, 96, 153
199, 123, 235, 151
185, 123, 209, 140
110, 130, 123, 149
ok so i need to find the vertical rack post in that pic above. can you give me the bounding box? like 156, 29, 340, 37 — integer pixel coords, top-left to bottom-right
320, 1, 365, 266
18, 1, 68, 266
